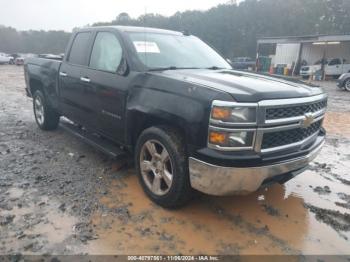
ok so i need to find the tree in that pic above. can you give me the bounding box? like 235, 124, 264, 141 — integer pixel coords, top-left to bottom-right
1, 0, 350, 56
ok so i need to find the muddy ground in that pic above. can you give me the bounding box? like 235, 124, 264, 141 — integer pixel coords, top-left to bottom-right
0, 65, 350, 257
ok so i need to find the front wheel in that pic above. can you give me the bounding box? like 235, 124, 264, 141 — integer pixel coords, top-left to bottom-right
135, 127, 193, 208
33, 90, 60, 130
345, 79, 350, 92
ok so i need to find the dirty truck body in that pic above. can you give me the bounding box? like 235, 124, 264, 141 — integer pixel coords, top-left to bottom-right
24, 26, 327, 207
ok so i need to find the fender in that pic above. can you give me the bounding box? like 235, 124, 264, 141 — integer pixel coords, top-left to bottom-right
124, 72, 233, 152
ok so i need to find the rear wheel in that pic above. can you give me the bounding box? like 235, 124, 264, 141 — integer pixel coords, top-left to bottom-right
33, 90, 60, 130
135, 126, 193, 208
345, 79, 350, 92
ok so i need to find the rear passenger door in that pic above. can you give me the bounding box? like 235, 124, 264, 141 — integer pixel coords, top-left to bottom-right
59, 31, 96, 126
84, 31, 131, 143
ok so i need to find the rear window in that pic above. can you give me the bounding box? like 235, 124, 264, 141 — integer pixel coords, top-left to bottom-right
68, 32, 91, 65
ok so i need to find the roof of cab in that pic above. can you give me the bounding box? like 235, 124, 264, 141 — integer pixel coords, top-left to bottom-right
80, 26, 183, 35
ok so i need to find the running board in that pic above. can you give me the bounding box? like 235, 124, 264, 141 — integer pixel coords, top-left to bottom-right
60, 120, 127, 160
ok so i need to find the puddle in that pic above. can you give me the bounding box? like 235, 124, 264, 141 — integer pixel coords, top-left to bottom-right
324, 112, 350, 138
1, 188, 78, 254
85, 120, 350, 255
80, 109, 350, 255
85, 164, 349, 255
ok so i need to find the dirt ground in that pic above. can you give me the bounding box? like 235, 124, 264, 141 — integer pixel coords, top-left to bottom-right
0, 65, 350, 257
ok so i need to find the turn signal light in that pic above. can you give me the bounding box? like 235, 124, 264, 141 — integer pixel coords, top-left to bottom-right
209, 131, 227, 145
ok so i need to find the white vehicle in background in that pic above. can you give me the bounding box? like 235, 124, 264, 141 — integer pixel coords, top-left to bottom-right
0, 53, 14, 64
325, 58, 350, 76
300, 58, 350, 78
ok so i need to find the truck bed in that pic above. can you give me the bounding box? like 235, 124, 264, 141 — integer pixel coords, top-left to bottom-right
24, 57, 62, 111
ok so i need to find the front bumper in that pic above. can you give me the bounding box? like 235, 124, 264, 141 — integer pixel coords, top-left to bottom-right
189, 139, 324, 196
300, 71, 311, 76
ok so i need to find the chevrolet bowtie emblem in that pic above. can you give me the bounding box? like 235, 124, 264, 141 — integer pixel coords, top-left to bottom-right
301, 113, 314, 128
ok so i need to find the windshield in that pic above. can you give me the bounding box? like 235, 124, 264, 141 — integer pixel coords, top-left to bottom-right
127, 32, 231, 70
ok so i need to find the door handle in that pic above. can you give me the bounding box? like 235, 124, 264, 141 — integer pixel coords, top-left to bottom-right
80, 77, 91, 83
59, 72, 68, 77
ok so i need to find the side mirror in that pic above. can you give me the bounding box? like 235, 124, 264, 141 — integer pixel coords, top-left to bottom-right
117, 57, 129, 76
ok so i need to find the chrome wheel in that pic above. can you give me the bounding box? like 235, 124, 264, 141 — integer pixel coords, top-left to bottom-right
34, 95, 44, 125
139, 140, 173, 196
345, 79, 350, 91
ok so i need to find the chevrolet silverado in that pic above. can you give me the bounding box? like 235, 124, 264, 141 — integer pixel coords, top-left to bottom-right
24, 26, 327, 208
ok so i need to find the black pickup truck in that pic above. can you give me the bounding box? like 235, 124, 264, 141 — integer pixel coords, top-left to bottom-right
24, 26, 327, 208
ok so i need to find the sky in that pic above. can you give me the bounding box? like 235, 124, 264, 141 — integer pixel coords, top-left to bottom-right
0, 0, 241, 32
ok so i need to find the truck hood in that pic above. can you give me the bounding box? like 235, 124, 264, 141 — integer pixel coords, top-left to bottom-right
159, 69, 324, 102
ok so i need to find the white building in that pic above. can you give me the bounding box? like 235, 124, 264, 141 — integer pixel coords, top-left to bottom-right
257, 34, 350, 75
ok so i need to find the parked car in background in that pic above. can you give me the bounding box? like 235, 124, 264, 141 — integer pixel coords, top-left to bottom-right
300, 59, 327, 78
231, 57, 256, 70
337, 73, 350, 91
9, 54, 20, 64
326, 58, 350, 76
15, 57, 25, 66
0, 53, 14, 64
300, 58, 350, 78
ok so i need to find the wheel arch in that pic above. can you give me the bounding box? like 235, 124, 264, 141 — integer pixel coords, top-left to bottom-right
126, 110, 189, 152
29, 78, 45, 97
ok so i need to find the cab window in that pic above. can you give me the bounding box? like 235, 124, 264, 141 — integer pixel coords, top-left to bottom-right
329, 58, 341, 66
89, 32, 123, 72
68, 32, 92, 66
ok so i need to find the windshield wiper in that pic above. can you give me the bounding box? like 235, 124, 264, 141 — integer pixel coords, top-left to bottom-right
148, 66, 199, 71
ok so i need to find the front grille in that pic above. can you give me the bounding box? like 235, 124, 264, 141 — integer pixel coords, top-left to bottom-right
261, 120, 322, 149
266, 99, 327, 120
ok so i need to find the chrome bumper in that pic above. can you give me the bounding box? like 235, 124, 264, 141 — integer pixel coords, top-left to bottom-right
189, 140, 324, 196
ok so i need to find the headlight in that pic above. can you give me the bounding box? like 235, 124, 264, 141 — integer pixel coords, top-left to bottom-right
208, 128, 255, 149
211, 101, 257, 124
208, 100, 257, 150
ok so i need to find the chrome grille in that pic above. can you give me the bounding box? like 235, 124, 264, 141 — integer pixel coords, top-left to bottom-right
266, 99, 327, 120
261, 120, 322, 149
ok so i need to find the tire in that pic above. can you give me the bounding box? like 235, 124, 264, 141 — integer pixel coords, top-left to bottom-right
135, 126, 193, 208
345, 79, 350, 92
33, 90, 60, 130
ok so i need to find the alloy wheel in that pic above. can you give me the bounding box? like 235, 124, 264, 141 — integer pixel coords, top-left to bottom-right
345, 79, 350, 91
139, 140, 173, 196
34, 95, 45, 125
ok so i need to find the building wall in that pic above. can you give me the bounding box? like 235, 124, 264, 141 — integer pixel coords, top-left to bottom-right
272, 43, 300, 67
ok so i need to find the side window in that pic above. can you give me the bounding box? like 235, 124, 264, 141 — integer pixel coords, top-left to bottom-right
68, 32, 91, 65
89, 32, 123, 72
329, 58, 341, 66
